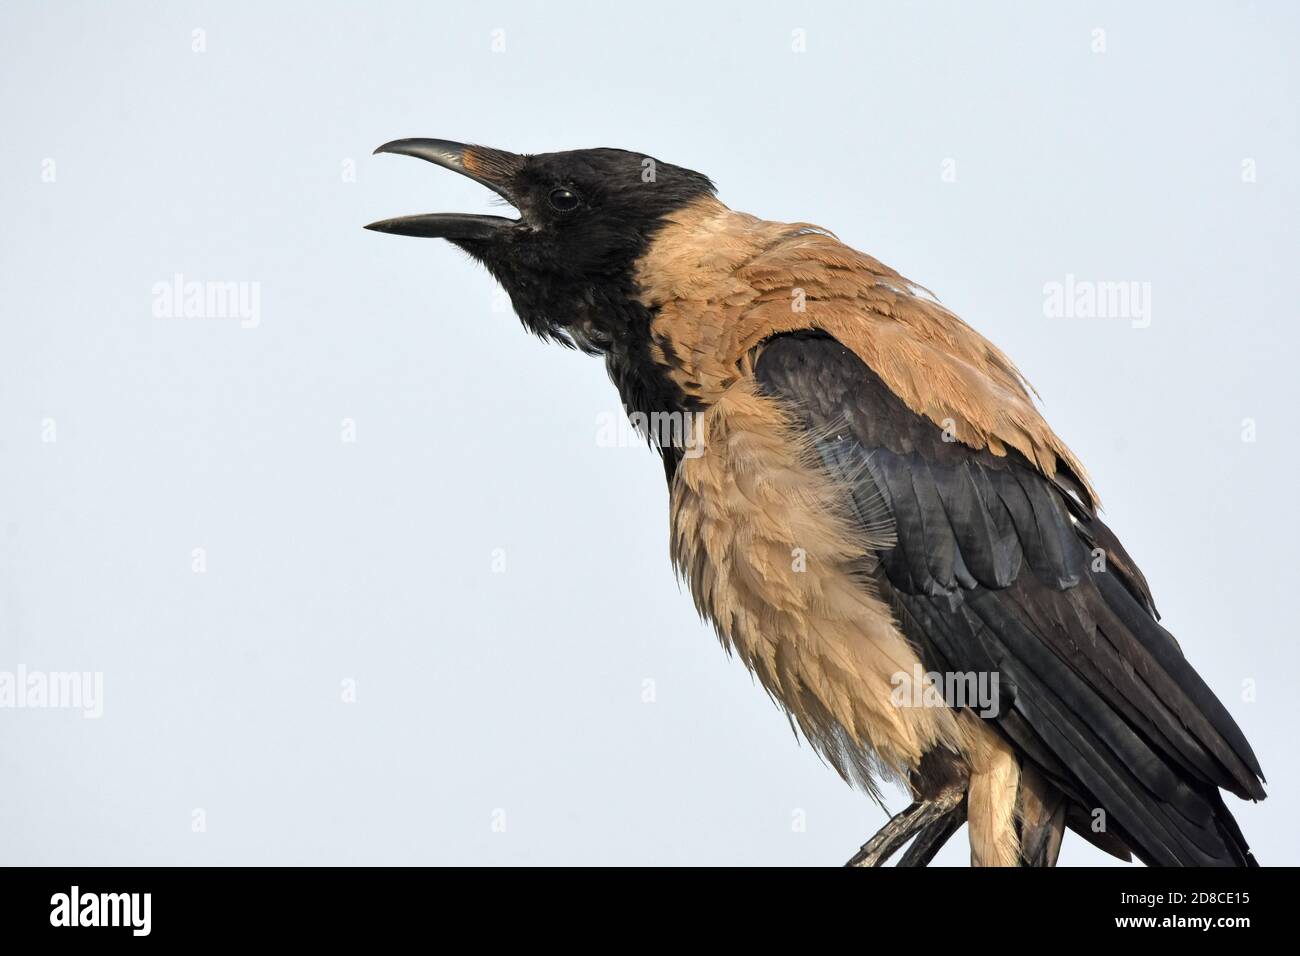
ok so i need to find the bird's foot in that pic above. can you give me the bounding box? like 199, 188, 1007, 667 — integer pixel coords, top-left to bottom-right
844, 788, 966, 867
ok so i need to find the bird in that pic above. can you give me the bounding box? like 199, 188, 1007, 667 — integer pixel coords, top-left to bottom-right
366, 139, 1265, 866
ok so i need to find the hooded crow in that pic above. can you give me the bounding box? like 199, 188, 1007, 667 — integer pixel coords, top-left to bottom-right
367, 139, 1265, 866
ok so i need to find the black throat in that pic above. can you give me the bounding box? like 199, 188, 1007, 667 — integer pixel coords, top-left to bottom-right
458, 222, 705, 476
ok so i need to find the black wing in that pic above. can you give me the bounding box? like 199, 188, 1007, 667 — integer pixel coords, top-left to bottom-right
755, 331, 1265, 866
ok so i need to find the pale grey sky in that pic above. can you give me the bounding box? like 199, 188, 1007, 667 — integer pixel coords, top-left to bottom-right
1, 0, 1296, 865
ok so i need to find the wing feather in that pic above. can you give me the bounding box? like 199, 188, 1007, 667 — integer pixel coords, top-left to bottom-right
754, 331, 1264, 866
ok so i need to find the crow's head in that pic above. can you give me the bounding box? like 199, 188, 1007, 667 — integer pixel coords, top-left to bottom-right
366, 139, 715, 353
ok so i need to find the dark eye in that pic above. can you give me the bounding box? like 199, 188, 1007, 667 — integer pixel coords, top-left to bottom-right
548, 186, 581, 212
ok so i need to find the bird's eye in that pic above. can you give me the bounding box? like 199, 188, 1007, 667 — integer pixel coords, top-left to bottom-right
548, 187, 581, 212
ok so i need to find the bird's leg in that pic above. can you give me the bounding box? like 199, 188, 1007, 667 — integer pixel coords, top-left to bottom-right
844, 788, 966, 867
844, 802, 926, 867
896, 799, 966, 867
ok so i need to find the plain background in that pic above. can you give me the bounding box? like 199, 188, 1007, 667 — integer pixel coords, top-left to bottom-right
1, 0, 1296, 866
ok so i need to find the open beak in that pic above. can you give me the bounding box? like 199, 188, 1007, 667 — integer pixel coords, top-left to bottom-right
364, 138, 525, 240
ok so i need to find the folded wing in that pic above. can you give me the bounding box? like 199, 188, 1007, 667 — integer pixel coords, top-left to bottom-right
755, 331, 1264, 866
